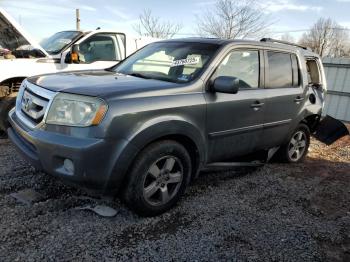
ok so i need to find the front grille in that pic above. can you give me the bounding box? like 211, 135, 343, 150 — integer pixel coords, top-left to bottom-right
16, 81, 56, 129
21, 88, 49, 124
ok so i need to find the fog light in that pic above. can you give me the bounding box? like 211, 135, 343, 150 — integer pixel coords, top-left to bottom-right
63, 159, 74, 174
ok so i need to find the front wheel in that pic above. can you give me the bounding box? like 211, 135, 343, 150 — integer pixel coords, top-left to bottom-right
276, 124, 310, 163
0, 92, 18, 135
122, 140, 192, 216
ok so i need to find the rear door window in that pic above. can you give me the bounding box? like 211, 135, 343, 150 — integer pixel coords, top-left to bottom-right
267, 51, 294, 88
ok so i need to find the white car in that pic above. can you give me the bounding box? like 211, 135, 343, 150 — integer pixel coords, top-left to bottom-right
0, 7, 157, 134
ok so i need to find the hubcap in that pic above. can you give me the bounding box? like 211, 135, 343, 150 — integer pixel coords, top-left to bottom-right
143, 156, 183, 206
288, 131, 307, 161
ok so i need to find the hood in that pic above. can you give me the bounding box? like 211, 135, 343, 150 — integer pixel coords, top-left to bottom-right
28, 70, 183, 98
0, 8, 48, 56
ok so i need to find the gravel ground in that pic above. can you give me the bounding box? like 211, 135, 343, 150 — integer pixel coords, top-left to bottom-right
0, 132, 349, 261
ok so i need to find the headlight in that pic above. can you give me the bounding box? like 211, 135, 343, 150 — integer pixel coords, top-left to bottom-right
46, 93, 107, 127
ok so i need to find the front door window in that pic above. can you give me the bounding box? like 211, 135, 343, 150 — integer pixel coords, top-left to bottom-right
213, 50, 260, 89
78, 33, 124, 63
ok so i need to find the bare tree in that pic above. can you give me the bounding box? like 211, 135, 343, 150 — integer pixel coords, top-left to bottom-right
196, 0, 271, 39
299, 18, 350, 57
133, 9, 182, 39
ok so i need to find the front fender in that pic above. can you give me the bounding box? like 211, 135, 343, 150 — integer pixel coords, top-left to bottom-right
0, 58, 62, 83
128, 117, 207, 161
107, 118, 207, 193
0, 59, 37, 83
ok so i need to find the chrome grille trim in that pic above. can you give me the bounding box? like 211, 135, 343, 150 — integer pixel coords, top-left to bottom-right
21, 89, 48, 122
16, 80, 57, 130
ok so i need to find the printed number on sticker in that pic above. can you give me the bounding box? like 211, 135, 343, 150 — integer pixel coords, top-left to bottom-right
171, 57, 200, 67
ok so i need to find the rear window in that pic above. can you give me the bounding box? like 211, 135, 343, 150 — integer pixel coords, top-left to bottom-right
267, 51, 299, 88
306, 59, 321, 85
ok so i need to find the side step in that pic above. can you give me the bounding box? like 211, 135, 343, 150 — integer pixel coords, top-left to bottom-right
205, 161, 264, 168
203, 147, 280, 169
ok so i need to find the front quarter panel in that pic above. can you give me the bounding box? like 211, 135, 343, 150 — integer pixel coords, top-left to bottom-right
104, 90, 207, 150
95, 87, 208, 192
102, 85, 208, 159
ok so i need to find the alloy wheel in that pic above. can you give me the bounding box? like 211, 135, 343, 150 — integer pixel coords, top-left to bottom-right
143, 156, 183, 206
288, 131, 307, 161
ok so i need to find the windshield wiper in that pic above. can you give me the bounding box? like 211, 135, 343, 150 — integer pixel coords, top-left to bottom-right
116, 71, 180, 83
127, 72, 151, 79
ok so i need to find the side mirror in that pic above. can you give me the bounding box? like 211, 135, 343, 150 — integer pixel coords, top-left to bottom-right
64, 52, 71, 63
70, 44, 80, 64
211, 76, 240, 94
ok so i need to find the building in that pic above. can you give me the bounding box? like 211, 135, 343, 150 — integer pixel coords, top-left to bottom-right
323, 57, 350, 122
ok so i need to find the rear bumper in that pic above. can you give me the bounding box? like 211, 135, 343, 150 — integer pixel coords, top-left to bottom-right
8, 109, 131, 193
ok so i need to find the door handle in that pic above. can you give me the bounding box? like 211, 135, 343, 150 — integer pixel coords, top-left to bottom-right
250, 101, 265, 108
294, 96, 304, 102
250, 101, 264, 109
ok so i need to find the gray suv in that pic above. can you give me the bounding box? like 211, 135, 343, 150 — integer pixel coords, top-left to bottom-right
8, 38, 326, 216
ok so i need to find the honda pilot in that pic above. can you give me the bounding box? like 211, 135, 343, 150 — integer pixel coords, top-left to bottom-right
8, 38, 326, 216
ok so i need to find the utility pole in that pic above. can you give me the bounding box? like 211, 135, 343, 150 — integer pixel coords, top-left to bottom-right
76, 9, 80, 31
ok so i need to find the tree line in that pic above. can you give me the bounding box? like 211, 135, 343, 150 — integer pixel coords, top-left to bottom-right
133, 0, 350, 58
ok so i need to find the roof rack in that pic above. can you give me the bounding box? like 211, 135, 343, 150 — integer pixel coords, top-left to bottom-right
260, 38, 309, 50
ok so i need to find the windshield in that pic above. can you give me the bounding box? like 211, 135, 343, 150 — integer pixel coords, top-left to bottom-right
41, 31, 82, 55
0, 12, 46, 59
113, 42, 220, 83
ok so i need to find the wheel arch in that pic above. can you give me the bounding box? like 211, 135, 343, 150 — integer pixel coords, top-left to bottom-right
301, 114, 321, 133
135, 133, 202, 181
0, 76, 27, 85
0, 76, 26, 96
110, 119, 207, 194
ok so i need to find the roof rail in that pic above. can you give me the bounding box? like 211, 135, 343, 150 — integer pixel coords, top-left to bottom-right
260, 38, 309, 50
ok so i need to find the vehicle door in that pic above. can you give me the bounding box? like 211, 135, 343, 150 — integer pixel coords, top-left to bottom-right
205, 48, 266, 162
259, 50, 305, 149
61, 33, 126, 71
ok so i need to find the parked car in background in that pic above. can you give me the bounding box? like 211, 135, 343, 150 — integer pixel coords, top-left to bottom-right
0, 7, 156, 134
8, 38, 327, 216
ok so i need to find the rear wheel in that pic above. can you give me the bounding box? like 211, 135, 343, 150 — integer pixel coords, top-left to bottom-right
276, 124, 310, 163
122, 140, 192, 216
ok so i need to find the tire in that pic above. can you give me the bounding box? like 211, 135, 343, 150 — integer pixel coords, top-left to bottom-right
276, 123, 310, 163
0, 92, 18, 134
122, 140, 192, 216
0, 86, 9, 98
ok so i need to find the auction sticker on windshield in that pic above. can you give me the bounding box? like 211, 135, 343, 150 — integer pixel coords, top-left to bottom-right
171, 57, 200, 67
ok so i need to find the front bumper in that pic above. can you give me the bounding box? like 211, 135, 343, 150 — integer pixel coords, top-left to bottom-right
8, 109, 129, 193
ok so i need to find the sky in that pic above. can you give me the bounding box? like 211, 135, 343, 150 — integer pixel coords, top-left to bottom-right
1, 0, 350, 42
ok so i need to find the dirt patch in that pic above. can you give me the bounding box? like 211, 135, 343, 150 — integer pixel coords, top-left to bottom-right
0, 132, 349, 261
